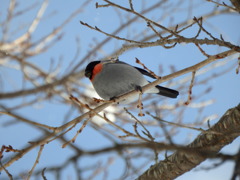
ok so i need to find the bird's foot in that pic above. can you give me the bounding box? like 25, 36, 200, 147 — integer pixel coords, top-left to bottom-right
135, 85, 143, 94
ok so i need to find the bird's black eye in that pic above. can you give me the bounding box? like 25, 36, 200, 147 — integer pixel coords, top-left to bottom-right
85, 71, 92, 78
85, 61, 101, 79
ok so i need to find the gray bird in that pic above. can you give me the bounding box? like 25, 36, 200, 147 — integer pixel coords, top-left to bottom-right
85, 60, 179, 103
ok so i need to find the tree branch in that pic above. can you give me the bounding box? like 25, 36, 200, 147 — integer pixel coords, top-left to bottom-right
137, 103, 240, 180
0, 49, 237, 171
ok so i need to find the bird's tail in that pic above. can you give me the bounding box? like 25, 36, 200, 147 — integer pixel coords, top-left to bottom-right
156, 85, 179, 98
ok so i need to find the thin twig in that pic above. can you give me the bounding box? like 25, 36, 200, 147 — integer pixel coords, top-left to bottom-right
194, 16, 216, 40
185, 71, 196, 105
0, 49, 237, 170
27, 0, 48, 35
193, 17, 202, 38
62, 95, 138, 148
41, 168, 47, 180
136, 57, 160, 79
236, 56, 240, 74
27, 145, 45, 180
95, 2, 110, 8
0, 111, 56, 131
103, 0, 181, 38
0, 160, 13, 180
128, 0, 134, 11
146, 111, 206, 132
124, 108, 154, 141
147, 22, 178, 49
206, 0, 237, 11
80, 21, 143, 44
195, 43, 210, 58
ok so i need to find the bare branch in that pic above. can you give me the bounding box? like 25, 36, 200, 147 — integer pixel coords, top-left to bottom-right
206, 0, 238, 12
1, 1, 239, 179
27, 145, 45, 180
184, 71, 196, 105
1, 49, 237, 171
138, 104, 240, 179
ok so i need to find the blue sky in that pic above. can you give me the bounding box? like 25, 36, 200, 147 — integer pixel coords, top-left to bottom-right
0, 0, 240, 179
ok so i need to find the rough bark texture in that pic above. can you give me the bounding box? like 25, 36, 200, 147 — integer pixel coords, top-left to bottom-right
231, 0, 240, 12
137, 104, 240, 180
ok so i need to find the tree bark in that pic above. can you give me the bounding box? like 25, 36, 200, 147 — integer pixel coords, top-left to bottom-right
231, 0, 240, 13
137, 104, 240, 180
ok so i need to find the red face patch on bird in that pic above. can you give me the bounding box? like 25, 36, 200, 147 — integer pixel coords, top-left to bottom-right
91, 63, 103, 81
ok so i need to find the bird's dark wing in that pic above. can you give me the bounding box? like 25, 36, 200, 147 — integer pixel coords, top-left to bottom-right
134, 65, 179, 98
134, 67, 157, 79
112, 61, 157, 79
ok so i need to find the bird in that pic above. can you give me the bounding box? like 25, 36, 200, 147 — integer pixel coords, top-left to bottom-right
85, 60, 179, 104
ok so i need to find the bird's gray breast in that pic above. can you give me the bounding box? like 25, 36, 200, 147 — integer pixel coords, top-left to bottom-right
92, 63, 146, 100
